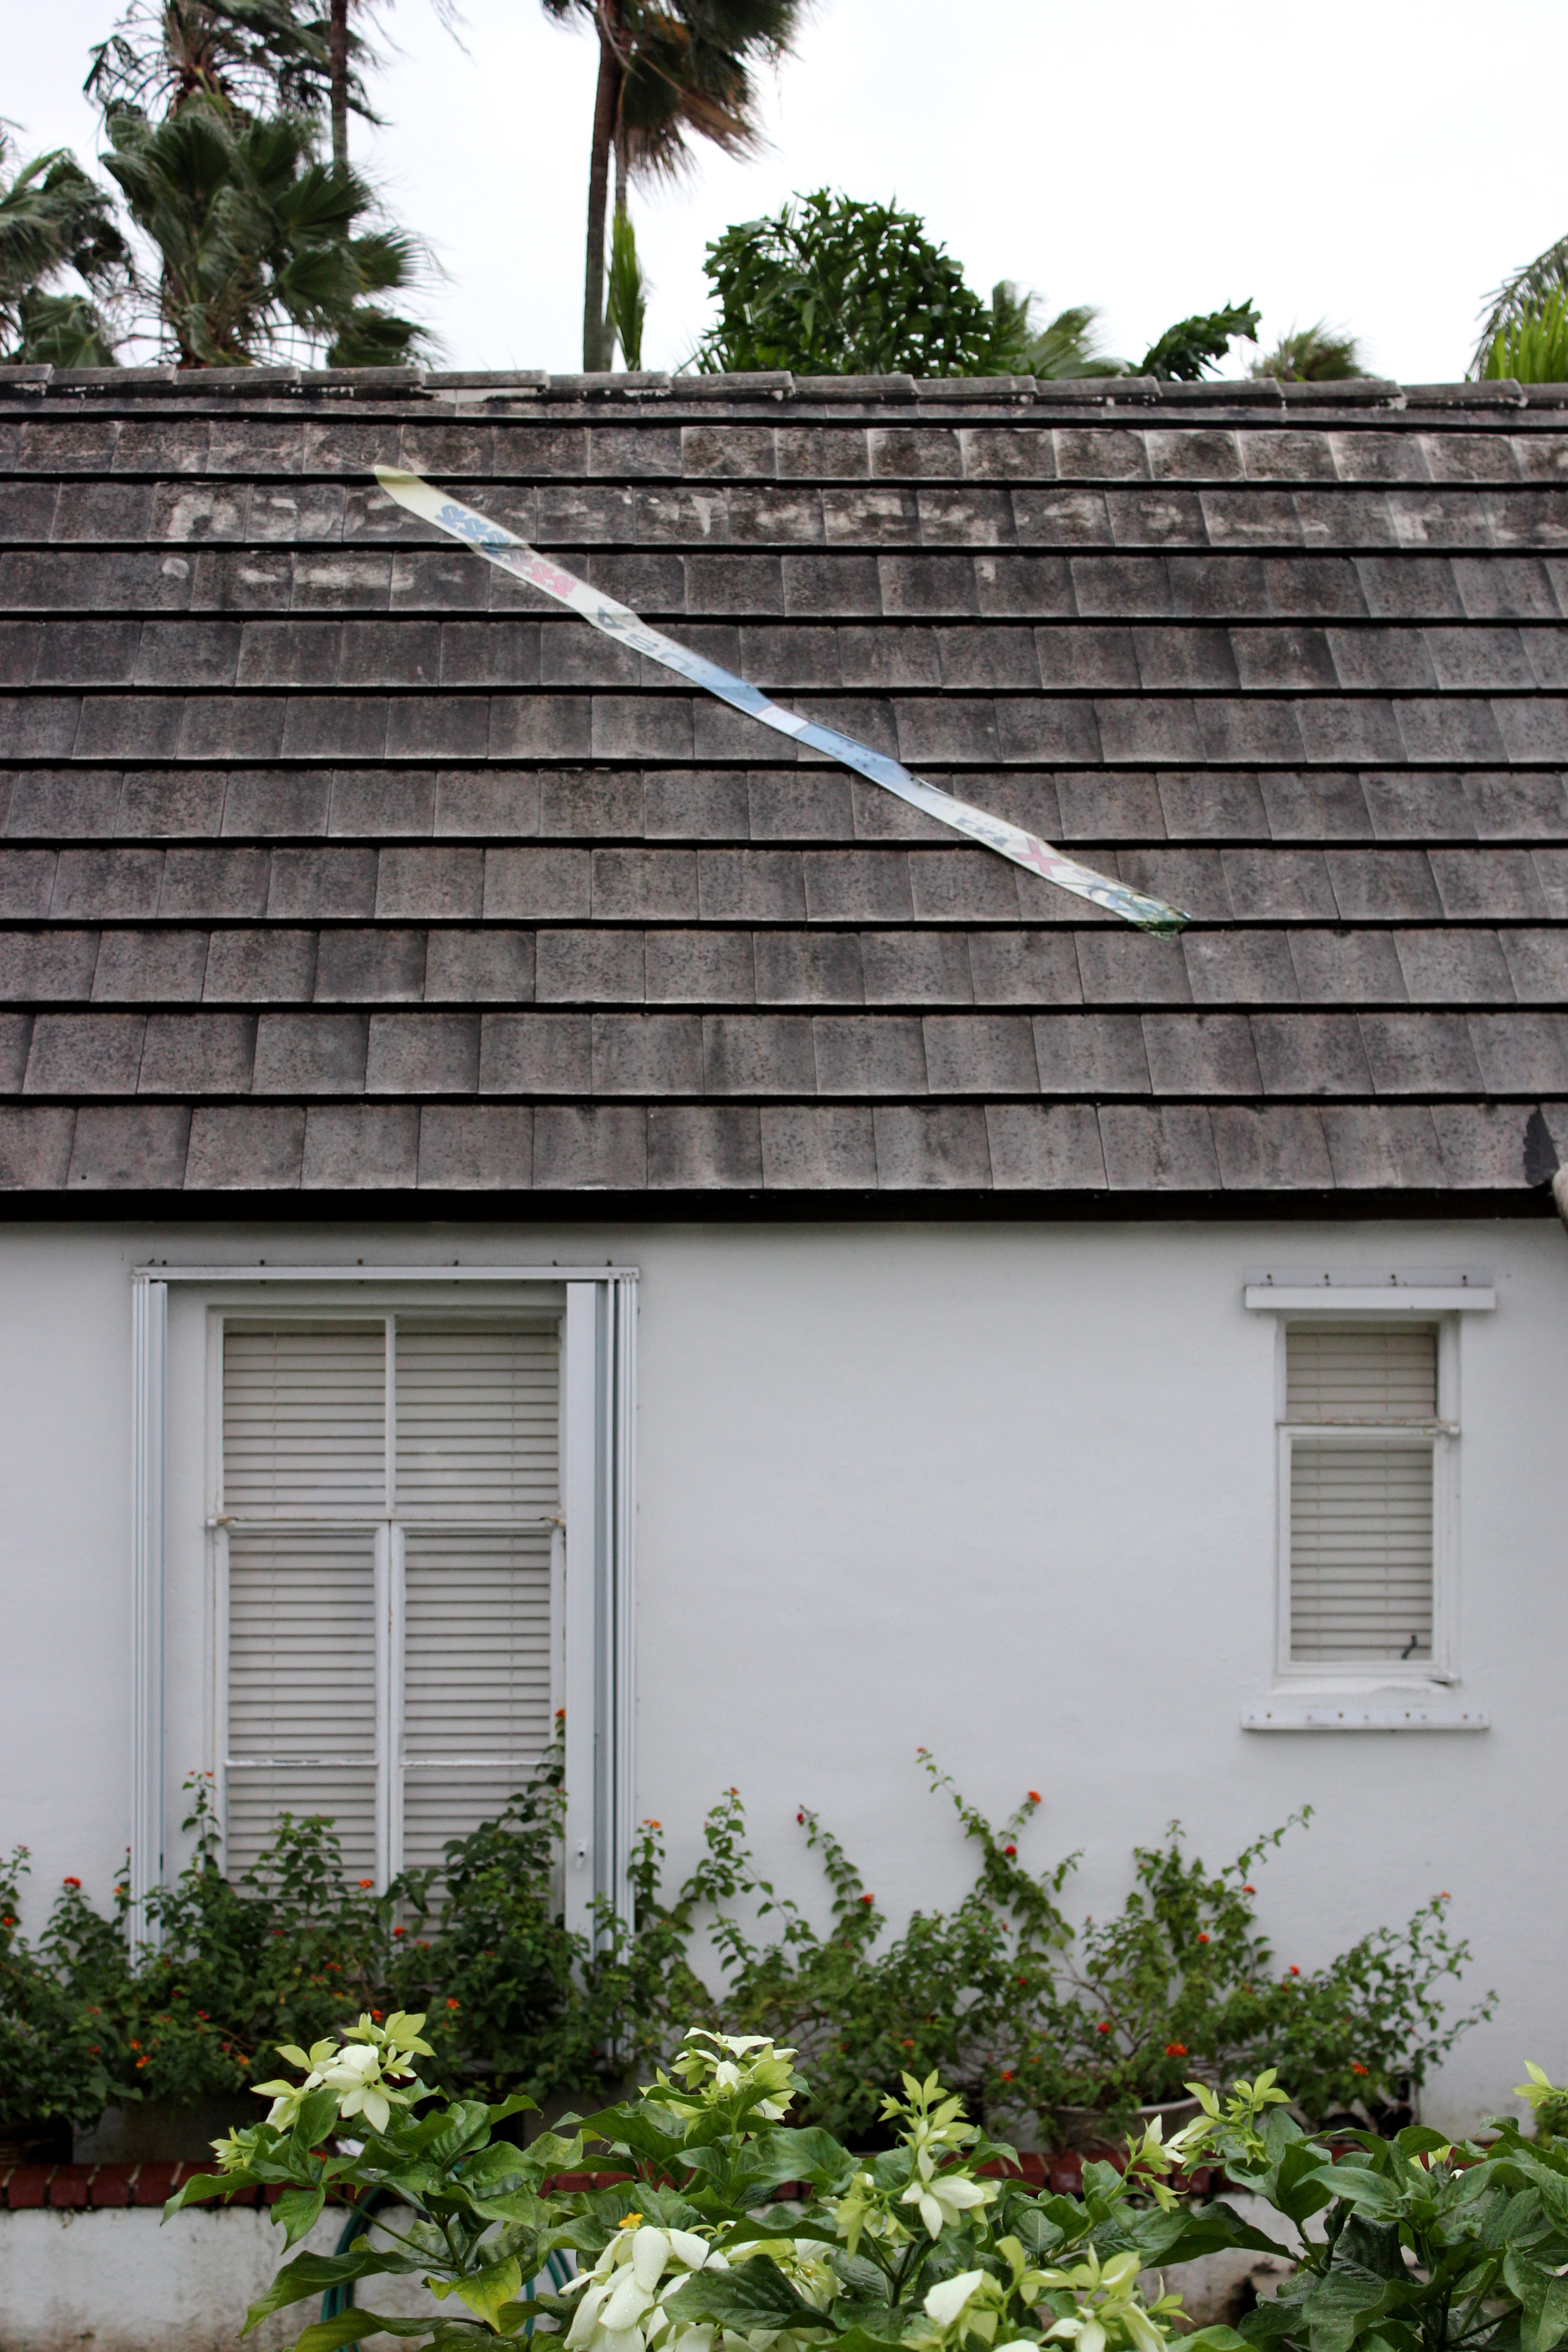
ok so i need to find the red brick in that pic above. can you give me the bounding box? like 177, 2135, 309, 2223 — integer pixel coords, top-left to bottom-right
88, 2166, 134, 2207
6, 2165, 53, 2208
131, 2162, 181, 2207
49, 2166, 93, 2208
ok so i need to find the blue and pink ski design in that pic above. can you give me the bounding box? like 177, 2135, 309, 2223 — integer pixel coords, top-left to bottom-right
374, 466, 1188, 936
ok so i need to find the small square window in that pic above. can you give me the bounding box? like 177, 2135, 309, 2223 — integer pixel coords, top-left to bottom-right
1281, 1323, 1447, 1675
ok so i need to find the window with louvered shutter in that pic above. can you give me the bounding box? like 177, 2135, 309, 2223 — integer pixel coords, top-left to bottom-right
220, 1315, 559, 1884
1283, 1324, 1439, 1668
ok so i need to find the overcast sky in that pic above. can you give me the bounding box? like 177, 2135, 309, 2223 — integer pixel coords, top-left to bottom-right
10, 0, 1568, 383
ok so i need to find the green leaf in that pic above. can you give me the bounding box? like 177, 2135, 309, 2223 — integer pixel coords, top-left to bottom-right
241, 2249, 406, 2333
578, 2102, 687, 2169
830, 2330, 909, 2352
453, 2255, 522, 2328
275, 2186, 326, 2249
486, 2093, 539, 2126
1184, 2331, 1251, 2352
662, 2256, 833, 2334
1295, 2261, 1397, 2352
292, 2316, 388, 2352
164, 2170, 243, 2217
1505, 2250, 1568, 2352
1131, 2200, 1291, 2265
292, 2087, 339, 2151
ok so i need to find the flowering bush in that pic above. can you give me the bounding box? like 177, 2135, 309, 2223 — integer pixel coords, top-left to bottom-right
173, 2027, 1568, 2352
174, 2025, 1260, 2352
0, 1752, 1490, 2148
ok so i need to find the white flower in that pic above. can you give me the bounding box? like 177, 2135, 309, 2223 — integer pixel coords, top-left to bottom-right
924, 2271, 987, 2329
900, 2171, 994, 2240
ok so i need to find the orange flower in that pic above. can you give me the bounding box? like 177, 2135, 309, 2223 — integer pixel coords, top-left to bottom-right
1096, 2021, 1111, 2035
1242, 1884, 1256, 1894
63, 1875, 82, 1888
1197, 1933, 1210, 1944
393, 1925, 406, 1938
1027, 1791, 1041, 1805
446, 1998, 460, 2011
1288, 1965, 1300, 1977
136, 2056, 149, 2069
901, 2038, 914, 2048
1350, 2062, 1369, 2076
359, 1879, 374, 1890
1000, 2069, 1015, 2081
1004, 1844, 1017, 1858
1165, 2042, 1188, 2057
860, 1892, 875, 1907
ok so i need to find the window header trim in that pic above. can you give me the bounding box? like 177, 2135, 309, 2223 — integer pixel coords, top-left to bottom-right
1245, 1285, 1493, 1313
135, 1264, 638, 1284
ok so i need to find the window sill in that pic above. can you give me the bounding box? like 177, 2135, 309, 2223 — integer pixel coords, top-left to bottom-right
1242, 1695, 1489, 1731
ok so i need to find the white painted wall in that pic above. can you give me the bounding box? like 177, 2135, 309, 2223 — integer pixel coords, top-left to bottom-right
1, 1214, 1564, 2141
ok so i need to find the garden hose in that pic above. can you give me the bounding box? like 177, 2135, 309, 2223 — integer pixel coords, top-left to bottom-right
321, 2196, 573, 2329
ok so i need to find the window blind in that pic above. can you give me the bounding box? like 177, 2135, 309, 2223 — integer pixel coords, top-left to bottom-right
1285, 1325, 1437, 1666
221, 1316, 559, 1881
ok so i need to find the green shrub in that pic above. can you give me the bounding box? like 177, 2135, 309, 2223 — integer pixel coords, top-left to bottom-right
0, 1753, 1491, 2148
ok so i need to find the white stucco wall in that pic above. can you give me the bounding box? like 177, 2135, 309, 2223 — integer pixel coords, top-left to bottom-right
1, 1212, 1564, 2139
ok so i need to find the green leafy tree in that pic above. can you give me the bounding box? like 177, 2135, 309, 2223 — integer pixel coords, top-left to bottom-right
1140, 299, 1260, 381
0, 132, 131, 365
100, 96, 425, 366
696, 189, 1007, 376
1249, 320, 1366, 381
541, 0, 805, 372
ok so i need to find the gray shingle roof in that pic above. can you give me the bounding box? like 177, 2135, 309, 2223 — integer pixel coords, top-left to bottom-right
1, 361, 1566, 1204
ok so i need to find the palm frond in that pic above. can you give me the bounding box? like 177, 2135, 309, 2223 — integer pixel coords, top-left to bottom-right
100, 93, 430, 366
606, 206, 648, 368
1478, 292, 1568, 385
1248, 319, 1365, 381
988, 282, 1126, 379
1473, 236, 1568, 375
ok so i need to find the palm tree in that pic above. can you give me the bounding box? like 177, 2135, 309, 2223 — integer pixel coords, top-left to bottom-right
1478, 294, 1568, 385
87, 0, 358, 125
0, 132, 131, 364
988, 282, 1126, 378
1474, 236, 1568, 377
101, 98, 423, 366
541, 0, 805, 373
1248, 320, 1365, 381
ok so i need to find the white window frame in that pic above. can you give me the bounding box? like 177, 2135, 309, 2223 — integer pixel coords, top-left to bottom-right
129, 1264, 637, 1947
1241, 1274, 1493, 1734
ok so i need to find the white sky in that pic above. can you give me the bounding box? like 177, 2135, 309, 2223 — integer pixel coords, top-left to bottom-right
9, 0, 1568, 383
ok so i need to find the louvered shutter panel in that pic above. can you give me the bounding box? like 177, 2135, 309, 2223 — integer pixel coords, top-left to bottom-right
222, 1327, 386, 1875
1286, 1326, 1436, 1424
394, 1323, 559, 1869
1286, 1325, 1436, 1665
224, 1326, 386, 1515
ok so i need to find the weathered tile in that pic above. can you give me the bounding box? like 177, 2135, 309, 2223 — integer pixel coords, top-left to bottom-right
872, 1103, 990, 1187
1097, 1103, 1220, 1189
985, 1102, 1104, 1187
760, 1104, 875, 1187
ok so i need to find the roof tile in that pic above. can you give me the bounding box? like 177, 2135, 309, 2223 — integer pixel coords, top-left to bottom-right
760, 1103, 875, 1187
300, 1102, 419, 1187
1211, 1103, 1333, 1188
185, 1103, 304, 1188
416, 1103, 532, 1189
